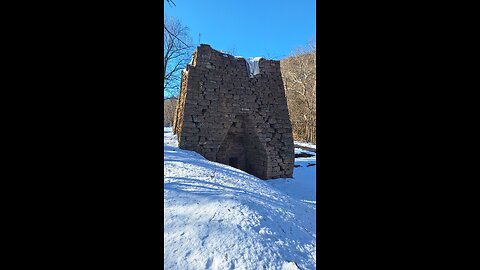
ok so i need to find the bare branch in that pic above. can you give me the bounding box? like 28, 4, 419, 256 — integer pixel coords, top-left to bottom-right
164, 24, 190, 48
165, 0, 176, 7
164, 16, 193, 97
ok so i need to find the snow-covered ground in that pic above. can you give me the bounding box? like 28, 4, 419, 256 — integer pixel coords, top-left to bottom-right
267, 150, 316, 207
294, 141, 317, 149
164, 127, 316, 269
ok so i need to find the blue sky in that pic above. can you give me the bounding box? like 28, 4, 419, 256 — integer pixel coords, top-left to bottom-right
164, 0, 316, 59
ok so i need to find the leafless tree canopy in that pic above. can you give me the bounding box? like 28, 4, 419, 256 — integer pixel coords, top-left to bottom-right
164, 16, 193, 98
281, 38, 316, 144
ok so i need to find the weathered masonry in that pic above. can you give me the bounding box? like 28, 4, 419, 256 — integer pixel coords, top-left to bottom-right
173, 44, 294, 179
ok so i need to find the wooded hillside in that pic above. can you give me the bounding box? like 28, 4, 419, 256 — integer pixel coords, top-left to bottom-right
164, 98, 178, 127
280, 41, 316, 144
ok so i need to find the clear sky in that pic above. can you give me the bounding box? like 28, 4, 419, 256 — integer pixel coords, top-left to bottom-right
164, 0, 316, 59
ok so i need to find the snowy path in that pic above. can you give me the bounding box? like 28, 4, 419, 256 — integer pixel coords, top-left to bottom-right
164, 127, 316, 269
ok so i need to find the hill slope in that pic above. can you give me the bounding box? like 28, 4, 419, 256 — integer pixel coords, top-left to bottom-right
164, 128, 316, 269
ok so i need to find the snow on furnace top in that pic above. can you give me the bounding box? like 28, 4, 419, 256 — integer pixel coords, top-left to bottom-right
188, 52, 262, 78
235, 56, 263, 78
164, 127, 316, 270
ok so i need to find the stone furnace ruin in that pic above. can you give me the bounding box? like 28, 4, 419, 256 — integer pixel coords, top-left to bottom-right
173, 44, 294, 179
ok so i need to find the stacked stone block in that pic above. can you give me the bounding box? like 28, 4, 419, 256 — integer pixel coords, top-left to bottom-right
173, 44, 294, 179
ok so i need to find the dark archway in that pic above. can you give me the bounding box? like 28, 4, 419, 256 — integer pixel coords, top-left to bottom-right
216, 114, 268, 179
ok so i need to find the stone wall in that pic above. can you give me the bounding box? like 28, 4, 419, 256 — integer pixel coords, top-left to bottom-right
173, 44, 294, 179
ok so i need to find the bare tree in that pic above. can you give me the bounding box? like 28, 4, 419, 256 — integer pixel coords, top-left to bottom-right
164, 16, 193, 98
281, 38, 317, 144
164, 98, 178, 127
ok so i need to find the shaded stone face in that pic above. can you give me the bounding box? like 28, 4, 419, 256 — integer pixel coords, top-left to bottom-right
173, 44, 294, 179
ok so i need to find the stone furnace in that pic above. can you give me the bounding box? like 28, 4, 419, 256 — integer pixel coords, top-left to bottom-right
173, 44, 294, 179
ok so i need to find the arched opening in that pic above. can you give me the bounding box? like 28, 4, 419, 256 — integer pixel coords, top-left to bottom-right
229, 157, 239, 168
216, 115, 268, 179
